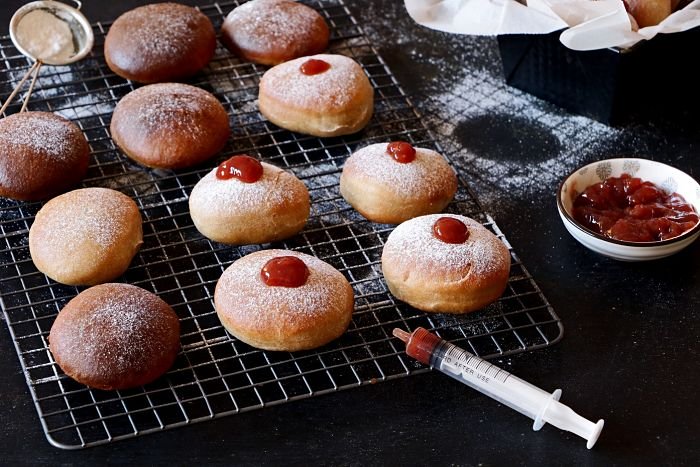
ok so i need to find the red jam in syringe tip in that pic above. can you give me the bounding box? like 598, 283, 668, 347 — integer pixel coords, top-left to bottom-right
392, 327, 442, 365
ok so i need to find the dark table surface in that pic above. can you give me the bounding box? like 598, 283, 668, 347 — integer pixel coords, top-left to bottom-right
1, 1, 699, 465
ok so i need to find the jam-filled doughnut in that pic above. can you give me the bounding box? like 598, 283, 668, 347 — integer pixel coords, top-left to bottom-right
110, 83, 230, 169
29, 187, 143, 286
49, 283, 180, 390
258, 54, 374, 137
221, 0, 329, 65
340, 141, 458, 224
381, 214, 511, 314
104, 3, 216, 83
188, 155, 309, 244
0, 111, 89, 201
215, 249, 354, 351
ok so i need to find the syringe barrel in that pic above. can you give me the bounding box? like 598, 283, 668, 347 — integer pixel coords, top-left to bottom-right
430, 339, 552, 420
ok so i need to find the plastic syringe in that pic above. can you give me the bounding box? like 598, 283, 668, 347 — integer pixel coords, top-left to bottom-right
393, 327, 604, 449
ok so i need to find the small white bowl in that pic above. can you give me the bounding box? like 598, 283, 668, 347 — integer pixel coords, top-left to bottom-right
557, 158, 700, 261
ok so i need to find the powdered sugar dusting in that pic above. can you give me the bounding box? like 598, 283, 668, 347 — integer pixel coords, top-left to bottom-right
343, 143, 456, 197
34, 188, 137, 257
0, 112, 77, 160
189, 162, 304, 216
260, 54, 365, 109
224, 0, 325, 55
117, 83, 218, 138
111, 3, 204, 60
50, 284, 178, 385
216, 249, 348, 329
383, 214, 509, 279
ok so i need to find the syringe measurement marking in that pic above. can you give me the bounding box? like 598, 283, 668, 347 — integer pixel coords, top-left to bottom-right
442, 345, 510, 384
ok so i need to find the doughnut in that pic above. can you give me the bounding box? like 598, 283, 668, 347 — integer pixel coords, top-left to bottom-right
215, 249, 354, 351
189, 155, 309, 245
626, 0, 671, 27
0, 111, 89, 201
49, 283, 180, 390
381, 214, 511, 314
340, 141, 458, 224
104, 3, 216, 83
221, 0, 329, 65
29, 187, 143, 286
258, 54, 374, 137
110, 83, 230, 169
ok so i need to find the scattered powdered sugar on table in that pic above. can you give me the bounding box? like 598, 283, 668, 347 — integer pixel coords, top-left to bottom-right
384, 213, 509, 278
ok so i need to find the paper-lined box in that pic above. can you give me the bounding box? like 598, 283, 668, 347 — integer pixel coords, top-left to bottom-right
497, 26, 700, 125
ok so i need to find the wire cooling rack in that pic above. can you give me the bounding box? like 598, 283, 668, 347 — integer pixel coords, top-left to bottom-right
0, 0, 562, 449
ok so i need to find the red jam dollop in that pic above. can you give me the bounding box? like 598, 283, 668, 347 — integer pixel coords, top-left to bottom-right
572, 173, 699, 242
386, 141, 416, 163
433, 217, 469, 244
260, 256, 309, 288
300, 58, 331, 75
216, 155, 263, 183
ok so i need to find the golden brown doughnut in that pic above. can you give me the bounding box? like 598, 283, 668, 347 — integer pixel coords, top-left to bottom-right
258, 54, 374, 137
189, 156, 309, 245
381, 214, 511, 314
49, 283, 180, 390
221, 0, 329, 65
340, 142, 458, 224
29, 187, 143, 286
0, 111, 89, 201
215, 249, 354, 351
626, 0, 671, 27
110, 83, 230, 169
104, 3, 216, 83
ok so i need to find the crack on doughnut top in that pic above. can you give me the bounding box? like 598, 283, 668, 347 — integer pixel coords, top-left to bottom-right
384, 214, 509, 279
260, 54, 368, 109
223, 0, 327, 58
343, 143, 456, 198
49, 284, 179, 389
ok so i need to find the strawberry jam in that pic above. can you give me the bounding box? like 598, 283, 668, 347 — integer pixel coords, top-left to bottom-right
300, 58, 330, 75
433, 217, 469, 244
260, 256, 309, 288
386, 141, 416, 163
572, 174, 699, 242
216, 155, 263, 183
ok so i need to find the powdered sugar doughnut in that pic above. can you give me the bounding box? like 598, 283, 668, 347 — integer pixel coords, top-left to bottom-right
381, 214, 511, 314
29, 188, 143, 286
258, 54, 374, 137
215, 249, 354, 351
49, 283, 180, 390
111, 83, 230, 169
188, 156, 309, 245
340, 142, 458, 224
104, 3, 216, 83
0, 112, 89, 201
221, 0, 329, 65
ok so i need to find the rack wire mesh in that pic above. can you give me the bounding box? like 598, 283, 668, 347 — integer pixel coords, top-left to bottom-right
0, 0, 562, 449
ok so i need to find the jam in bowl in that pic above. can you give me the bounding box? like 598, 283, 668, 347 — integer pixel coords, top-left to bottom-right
557, 158, 700, 261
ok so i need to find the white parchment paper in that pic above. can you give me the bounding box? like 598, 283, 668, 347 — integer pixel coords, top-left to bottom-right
404, 0, 700, 50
